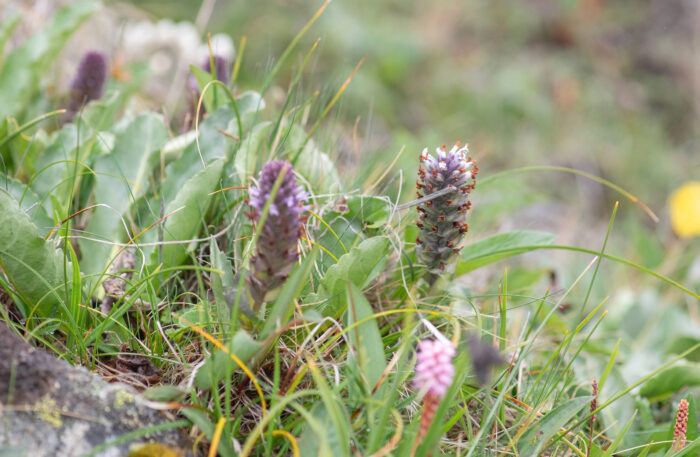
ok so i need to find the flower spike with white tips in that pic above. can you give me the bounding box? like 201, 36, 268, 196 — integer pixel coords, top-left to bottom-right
415, 142, 477, 284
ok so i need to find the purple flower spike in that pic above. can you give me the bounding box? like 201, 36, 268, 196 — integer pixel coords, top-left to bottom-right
416, 143, 477, 284
66, 51, 108, 119
246, 160, 309, 306
413, 339, 456, 398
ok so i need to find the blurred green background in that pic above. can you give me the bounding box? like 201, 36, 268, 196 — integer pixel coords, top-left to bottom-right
132, 0, 699, 199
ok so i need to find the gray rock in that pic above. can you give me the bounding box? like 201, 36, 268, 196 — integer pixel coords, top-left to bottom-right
0, 324, 192, 457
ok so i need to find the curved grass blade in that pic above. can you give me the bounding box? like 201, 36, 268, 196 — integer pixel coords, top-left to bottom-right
458, 243, 700, 300
480, 165, 659, 222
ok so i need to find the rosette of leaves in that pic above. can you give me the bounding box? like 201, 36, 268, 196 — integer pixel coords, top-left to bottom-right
246, 160, 309, 308
416, 143, 477, 285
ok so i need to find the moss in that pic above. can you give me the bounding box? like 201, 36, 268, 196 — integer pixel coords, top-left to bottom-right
35, 395, 62, 427
113, 389, 135, 409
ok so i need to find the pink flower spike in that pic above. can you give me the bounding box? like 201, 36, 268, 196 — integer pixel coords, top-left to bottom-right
413, 339, 456, 399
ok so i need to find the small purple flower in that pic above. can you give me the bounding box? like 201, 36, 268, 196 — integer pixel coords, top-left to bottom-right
66, 51, 108, 119
416, 143, 477, 284
246, 160, 309, 306
413, 339, 456, 398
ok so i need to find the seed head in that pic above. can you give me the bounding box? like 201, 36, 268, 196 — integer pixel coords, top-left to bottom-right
246, 160, 309, 306
416, 143, 477, 284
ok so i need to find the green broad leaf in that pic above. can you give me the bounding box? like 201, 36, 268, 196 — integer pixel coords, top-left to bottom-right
233, 120, 273, 183
517, 396, 593, 456
161, 107, 235, 203
30, 121, 96, 210
314, 216, 362, 271
0, 1, 99, 120
209, 240, 236, 326
667, 336, 700, 362
176, 305, 214, 329
143, 385, 186, 402
235, 91, 266, 116
0, 188, 71, 317
278, 124, 340, 195
161, 131, 196, 165
293, 139, 341, 196
502, 267, 549, 292
457, 230, 556, 275
194, 328, 264, 390
260, 247, 319, 339
639, 364, 700, 401
80, 113, 168, 276
302, 309, 324, 322
153, 158, 224, 269
79, 90, 126, 132
345, 282, 387, 390
315, 236, 390, 318
0, 175, 53, 236
346, 195, 391, 229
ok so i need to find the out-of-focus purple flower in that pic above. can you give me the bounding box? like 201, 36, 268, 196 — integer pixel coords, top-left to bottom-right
413, 339, 456, 398
65, 51, 108, 121
246, 160, 309, 306
416, 143, 477, 284
467, 334, 504, 385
